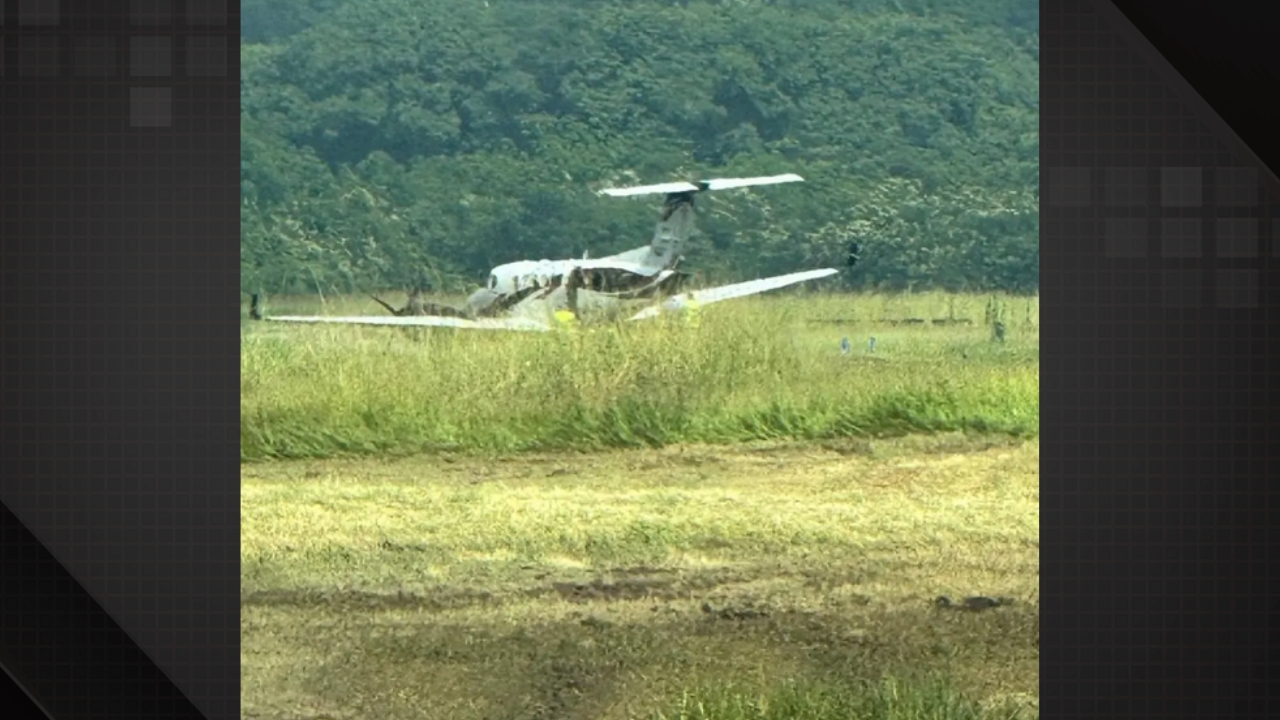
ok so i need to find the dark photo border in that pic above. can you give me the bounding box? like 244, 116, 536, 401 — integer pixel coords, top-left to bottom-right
1040, 1, 1280, 717
2, 1, 238, 719
1, 2, 1277, 719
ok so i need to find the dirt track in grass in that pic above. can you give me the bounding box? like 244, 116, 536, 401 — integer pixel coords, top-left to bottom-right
242, 434, 1039, 720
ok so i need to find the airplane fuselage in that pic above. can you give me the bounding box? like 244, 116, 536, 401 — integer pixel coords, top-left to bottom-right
483, 252, 663, 296
482, 187, 700, 297
503, 270, 689, 325
467, 240, 690, 319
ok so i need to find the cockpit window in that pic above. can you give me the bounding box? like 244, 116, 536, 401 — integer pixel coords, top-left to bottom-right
488, 274, 497, 290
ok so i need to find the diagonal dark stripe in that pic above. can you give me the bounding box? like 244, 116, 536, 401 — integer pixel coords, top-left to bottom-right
1, 3, 241, 718
1, 661, 53, 720
1108, 0, 1280, 179
0, 499, 204, 720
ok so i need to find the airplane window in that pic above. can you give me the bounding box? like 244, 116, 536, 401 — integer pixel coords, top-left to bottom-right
488, 274, 496, 290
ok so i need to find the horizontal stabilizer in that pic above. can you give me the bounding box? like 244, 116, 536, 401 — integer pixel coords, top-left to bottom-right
629, 267, 838, 321
264, 315, 551, 332
700, 173, 804, 191
598, 181, 701, 197
598, 173, 804, 198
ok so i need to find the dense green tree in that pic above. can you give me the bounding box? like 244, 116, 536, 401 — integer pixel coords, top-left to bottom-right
241, 0, 1039, 295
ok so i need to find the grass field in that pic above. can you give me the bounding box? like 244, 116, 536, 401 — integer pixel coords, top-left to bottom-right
241, 291, 1038, 461
242, 434, 1039, 720
241, 290, 1039, 719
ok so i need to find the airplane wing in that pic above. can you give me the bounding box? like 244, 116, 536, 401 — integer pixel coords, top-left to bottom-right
262, 314, 552, 332
628, 268, 839, 321
259, 265, 836, 331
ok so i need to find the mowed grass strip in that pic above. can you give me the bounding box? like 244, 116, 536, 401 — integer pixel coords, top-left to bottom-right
241, 436, 1038, 720
241, 292, 1038, 460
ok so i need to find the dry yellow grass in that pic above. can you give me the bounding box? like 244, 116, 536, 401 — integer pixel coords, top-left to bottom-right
242, 433, 1039, 720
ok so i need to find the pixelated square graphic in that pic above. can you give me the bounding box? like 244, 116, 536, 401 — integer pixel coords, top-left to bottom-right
186, 0, 226, 26
1104, 218, 1147, 258
186, 35, 227, 77
131, 36, 172, 77
19, 35, 60, 77
1104, 167, 1148, 206
1161, 166, 1203, 207
1161, 269, 1202, 308
1045, 167, 1091, 206
19, 0, 59, 25
130, 86, 172, 127
1160, 218, 1202, 258
1216, 269, 1258, 308
1214, 217, 1257, 258
1215, 166, 1258, 206
74, 36, 117, 77
131, 0, 172, 26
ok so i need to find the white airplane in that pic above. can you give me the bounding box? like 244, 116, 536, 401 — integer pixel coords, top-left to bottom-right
257, 173, 842, 332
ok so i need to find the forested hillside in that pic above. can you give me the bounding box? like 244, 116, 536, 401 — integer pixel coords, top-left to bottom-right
241, 0, 1039, 295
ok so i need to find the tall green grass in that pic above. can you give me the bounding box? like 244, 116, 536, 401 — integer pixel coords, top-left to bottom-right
241, 292, 1038, 460
656, 676, 1033, 720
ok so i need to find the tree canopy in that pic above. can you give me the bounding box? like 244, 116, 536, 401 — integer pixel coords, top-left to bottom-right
242, 0, 1040, 295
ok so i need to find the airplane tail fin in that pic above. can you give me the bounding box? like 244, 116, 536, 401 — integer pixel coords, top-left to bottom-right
645, 192, 697, 269
598, 174, 804, 271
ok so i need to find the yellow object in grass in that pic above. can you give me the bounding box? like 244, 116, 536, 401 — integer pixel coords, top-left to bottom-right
554, 309, 578, 329
685, 297, 700, 328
